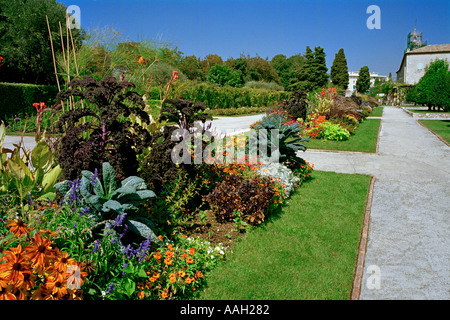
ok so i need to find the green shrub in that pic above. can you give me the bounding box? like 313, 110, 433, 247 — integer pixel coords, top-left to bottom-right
414, 59, 450, 111
169, 80, 289, 109
321, 121, 350, 141
0, 82, 58, 121
245, 81, 284, 91
206, 64, 242, 87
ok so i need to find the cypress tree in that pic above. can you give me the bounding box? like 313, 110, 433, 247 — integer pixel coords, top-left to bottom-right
313, 46, 329, 88
330, 48, 349, 90
356, 66, 371, 93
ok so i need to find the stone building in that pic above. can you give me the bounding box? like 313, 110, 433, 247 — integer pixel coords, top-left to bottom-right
346, 71, 387, 96
396, 44, 450, 84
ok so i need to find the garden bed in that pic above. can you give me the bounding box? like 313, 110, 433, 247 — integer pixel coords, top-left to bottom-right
303, 119, 381, 153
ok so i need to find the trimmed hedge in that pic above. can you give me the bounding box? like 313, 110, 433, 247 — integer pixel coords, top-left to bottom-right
166, 80, 290, 109
0, 82, 58, 120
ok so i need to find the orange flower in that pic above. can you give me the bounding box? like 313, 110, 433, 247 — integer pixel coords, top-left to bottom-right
24, 233, 57, 270
137, 56, 147, 64
6, 220, 31, 237
0, 245, 32, 286
153, 252, 162, 260
170, 276, 176, 283
30, 285, 50, 300
165, 250, 174, 258
164, 258, 173, 265
161, 289, 169, 299
45, 272, 68, 299
186, 257, 194, 264
196, 271, 203, 278
53, 251, 76, 273
149, 277, 157, 283
188, 248, 195, 255
0, 287, 16, 300
185, 277, 193, 284
137, 290, 145, 299
178, 270, 186, 278
158, 235, 164, 241
172, 70, 178, 80
167, 244, 174, 251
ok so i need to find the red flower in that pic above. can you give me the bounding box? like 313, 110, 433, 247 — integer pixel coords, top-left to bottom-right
33, 102, 46, 113
172, 70, 178, 80
0, 56, 4, 67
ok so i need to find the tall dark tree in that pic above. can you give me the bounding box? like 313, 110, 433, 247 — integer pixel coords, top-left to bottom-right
313, 46, 329, 88
0, 0, 84, 84
290, 46, 328, 92
290, 46, 315, 92
330, 48, 349, 90
356, 66, 371, 93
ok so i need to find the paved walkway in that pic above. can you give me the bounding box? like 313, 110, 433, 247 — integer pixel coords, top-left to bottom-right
300, 106, 450, 300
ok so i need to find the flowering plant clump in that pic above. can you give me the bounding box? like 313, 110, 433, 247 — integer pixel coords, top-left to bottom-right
256, 162, 300, 197
292, 161, 314, 185
126, 235, 226, 300
0, 220, 87, 300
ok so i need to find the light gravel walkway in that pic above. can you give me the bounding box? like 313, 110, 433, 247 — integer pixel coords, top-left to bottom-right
300, 106, 450, 300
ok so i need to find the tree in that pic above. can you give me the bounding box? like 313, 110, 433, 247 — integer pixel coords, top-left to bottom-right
313, 46, 329, 88
0, 0, 84, 84
178, 55, 203, 81
200, 54, 223, 78
290, 46, 328, 92
330, 48, 349, 90
206, 64, 242, 87
290, 46, 315, 92
356, 66, 371, 93
415, 59, 450, 111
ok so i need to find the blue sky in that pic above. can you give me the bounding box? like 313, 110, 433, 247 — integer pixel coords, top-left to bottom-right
60, 0, 450, 78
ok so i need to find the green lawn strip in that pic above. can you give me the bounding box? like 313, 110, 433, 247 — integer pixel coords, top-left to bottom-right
304, 119, 380, 153
370, 106, 383, 117
408, 108, 449, 114
418, 120, 450, 144
199, 171, 371, 300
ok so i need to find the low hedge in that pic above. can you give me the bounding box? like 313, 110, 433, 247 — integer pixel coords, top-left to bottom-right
0, 82, 58, 120
166, 80, 290, 109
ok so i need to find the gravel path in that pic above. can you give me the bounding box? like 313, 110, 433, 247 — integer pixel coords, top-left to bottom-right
300, 106, 450, 300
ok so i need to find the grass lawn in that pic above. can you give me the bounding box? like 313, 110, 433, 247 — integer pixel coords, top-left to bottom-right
199, 171, 371, 300
370, 106, 383, 117
303, 119, 381, 153
419, 120, 450, 144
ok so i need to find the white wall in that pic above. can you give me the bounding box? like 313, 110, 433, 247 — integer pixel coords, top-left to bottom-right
405, 53, 450, 84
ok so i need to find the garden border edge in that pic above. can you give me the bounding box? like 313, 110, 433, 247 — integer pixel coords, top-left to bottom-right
350, 175, 376, 300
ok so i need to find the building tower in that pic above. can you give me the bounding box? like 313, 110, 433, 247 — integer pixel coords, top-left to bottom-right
406, 26, 427, 52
